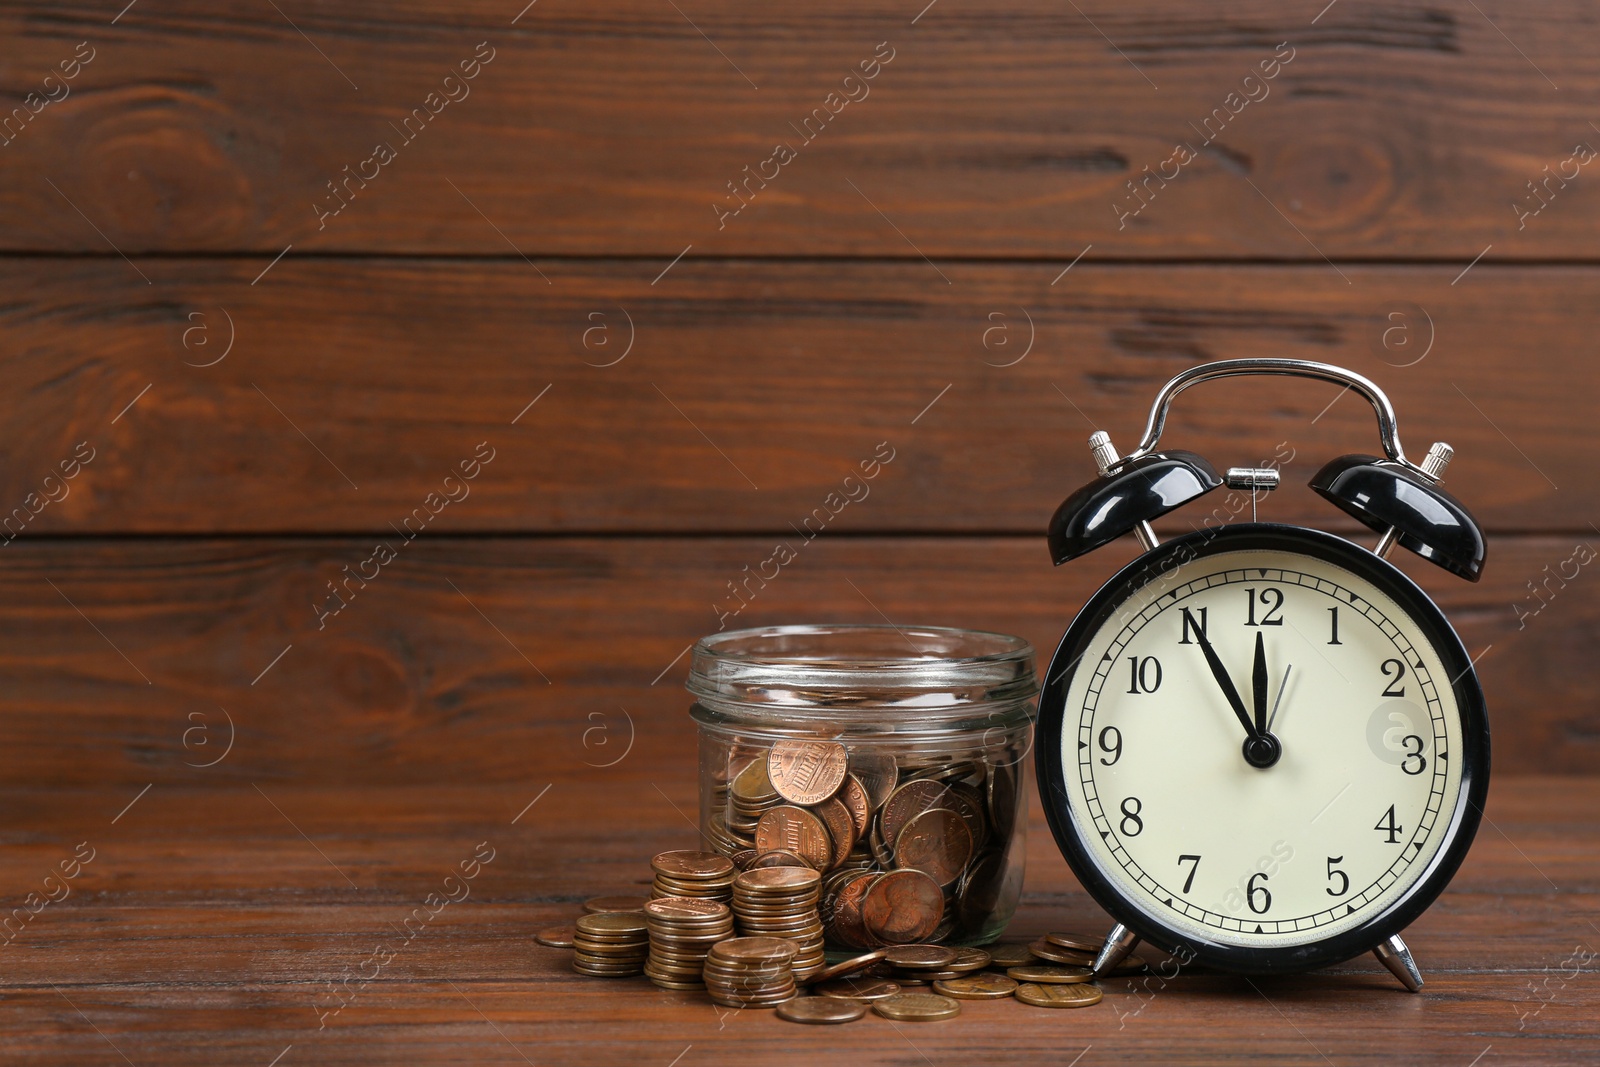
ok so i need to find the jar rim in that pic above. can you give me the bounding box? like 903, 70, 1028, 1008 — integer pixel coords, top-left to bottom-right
687, 623, 1038, 714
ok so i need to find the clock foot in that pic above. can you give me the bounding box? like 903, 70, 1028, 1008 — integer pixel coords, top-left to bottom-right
1090, 922, 1141, 979
1373, 934, 1424, 993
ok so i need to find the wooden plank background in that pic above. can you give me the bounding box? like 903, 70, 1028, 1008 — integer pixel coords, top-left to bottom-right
3, 2, 1599, 1061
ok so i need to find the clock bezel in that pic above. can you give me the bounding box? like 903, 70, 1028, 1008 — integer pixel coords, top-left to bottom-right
1036, 523, 1489, 975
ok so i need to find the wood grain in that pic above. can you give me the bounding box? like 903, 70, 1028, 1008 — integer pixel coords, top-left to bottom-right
1, 778, 1595, 1065
0, 533, 1589, 787
3, 2, 1600, 257
1, 259, 1590, 534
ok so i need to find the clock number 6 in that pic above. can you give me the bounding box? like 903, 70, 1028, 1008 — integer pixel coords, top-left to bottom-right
1247, 872, 1272, 914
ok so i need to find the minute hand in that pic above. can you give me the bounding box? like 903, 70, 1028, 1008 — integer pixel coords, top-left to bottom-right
1192, 628, 1259, 739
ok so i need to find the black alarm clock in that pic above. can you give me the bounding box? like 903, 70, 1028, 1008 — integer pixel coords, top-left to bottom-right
1036, 358, 1489, 992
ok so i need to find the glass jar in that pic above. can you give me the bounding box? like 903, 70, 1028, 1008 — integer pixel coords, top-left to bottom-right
687, 623, 1037, 949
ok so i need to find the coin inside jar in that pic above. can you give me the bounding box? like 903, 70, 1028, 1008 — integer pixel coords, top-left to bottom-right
933, 973, 1018, 999
754, 806, 834, 870
776, 997, 867, 1024
1014, 982, 1103, 1008
767, 740, 849, 806
893, 808, 972, 887
860, 870, 943, 944
873, 991, 962, 1021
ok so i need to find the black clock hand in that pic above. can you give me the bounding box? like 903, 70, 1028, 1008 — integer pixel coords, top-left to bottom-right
1252, 631, 1269, 737
1192, 627, 1258, 740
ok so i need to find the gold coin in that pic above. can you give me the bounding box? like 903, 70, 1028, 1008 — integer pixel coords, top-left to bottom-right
983, 942, 1037, 968
1015, 982, 1103, 1008
1006, 964, 1094, 984
813, 976, 901, 1001
874, 992, 962, 1021
535, 926, 575, 948
933, 973, 1018, 1000
883, 945, 959, 970
776, 997, 867, 1024
1045, 931, 1103, 953
584, 896, 647, 914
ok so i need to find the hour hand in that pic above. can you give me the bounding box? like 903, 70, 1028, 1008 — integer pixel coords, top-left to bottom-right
1192, 627, 1257, 740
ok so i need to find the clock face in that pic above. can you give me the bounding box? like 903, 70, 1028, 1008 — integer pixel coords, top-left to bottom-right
1038, 525, 1488, 970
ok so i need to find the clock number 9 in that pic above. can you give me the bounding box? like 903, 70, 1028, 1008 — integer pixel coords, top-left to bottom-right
1119, 796, 1143, 837
1098, 726, 1122, 766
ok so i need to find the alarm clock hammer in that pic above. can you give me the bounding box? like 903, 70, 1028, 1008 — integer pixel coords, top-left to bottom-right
1038, 358, 1489, 993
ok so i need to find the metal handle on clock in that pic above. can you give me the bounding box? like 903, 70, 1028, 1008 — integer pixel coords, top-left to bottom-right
1114, 358, 1426, 476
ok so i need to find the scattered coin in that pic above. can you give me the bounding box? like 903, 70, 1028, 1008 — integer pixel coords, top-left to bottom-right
1045, 931, 1104, 953
776, 997, 867, 1024
1015, 982, 1103, 1009
934, 973, 1019, 1000
812, 950, 888, 983
874, 991, 962, 1021
1005, 964, 1094, 985
535, 926, 575, 948
946, 948, 991, 974
883, 945, 959, 970
584, 896, 647, 914
984, 942, 1038, 968
1108, 954, 1148, 976
814, 976, 902, 1001
767, 740, 849, 805
1029, 939, 1097, 966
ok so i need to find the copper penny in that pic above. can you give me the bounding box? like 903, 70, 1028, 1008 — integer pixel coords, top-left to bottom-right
1006, 964, 1094, 984
734, 866, 822, 894
839, 775, 872, 839
813, 797, 857, 870
814, 976, 901, 1001
583, 895, 647, 914
893, 808, 972, 887
983, 942, 1038, 968
934, 973, 1018, 999
651, 851, 734, 880
1015, 982, 1102, 1008
643, 896, 730, 922
731, 757, 778, 802
880, 779, 953, 846
849, 751, 898, 811
767, 740, 849, 806
860, 869, 943, 944
874, 991, 961, 1021
748, 849, 812, 870
576, 912, 649, 937
776, 997, 866, 1024
812, 949, 888, 983
535, 925, 575, 948
883, 945, 959, 970
1030, 939, 1096, 966
1044, 931, 1104, 953
947, 948, 991, 974
754, 805, 833, 870
828, 872, 880, 949
707, 936, 799, 963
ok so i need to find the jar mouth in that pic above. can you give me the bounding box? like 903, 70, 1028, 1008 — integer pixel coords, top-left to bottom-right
688, 623, 1038, 714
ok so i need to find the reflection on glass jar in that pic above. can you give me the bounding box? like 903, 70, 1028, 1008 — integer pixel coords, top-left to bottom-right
687, 624, 1037, 950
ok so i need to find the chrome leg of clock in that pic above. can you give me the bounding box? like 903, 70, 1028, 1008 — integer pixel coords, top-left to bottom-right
1090, 923, 1141, 979
1373, 933, 1425, 993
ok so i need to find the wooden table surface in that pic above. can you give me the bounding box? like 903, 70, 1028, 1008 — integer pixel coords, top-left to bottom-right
5, 775, 1596, 1065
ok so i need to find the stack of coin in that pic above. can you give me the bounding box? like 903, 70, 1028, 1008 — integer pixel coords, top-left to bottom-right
651, 850, 736, 902
731, 867, 826, 981
701, 936, 799, 1008
643, 897, 735, 990
572, 912, 650, 977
